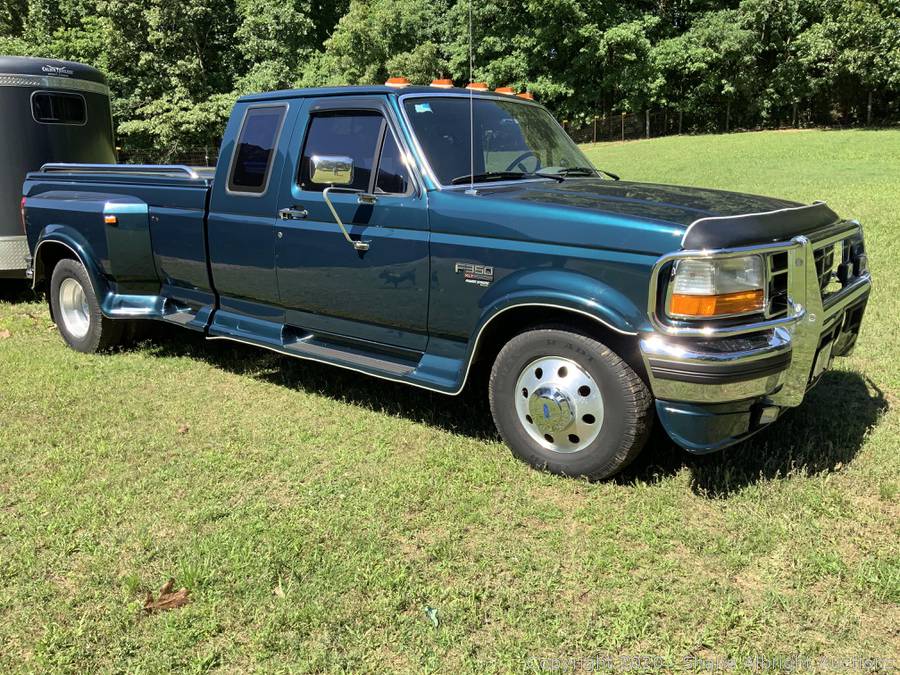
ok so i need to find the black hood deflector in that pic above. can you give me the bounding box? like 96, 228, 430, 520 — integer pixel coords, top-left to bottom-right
681, 201, 841, 249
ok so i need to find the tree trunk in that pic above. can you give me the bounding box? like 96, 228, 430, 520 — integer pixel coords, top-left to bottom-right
621, 113, 625, 142
867, 91, 873, 126
592, 116, 597, 144
793, 101, 798, 128
726, 100, 731, 133
678, 109, 683, 135
645, 109, 650, 139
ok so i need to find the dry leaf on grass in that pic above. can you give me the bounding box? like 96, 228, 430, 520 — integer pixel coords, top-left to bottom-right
177, 423, 190, 434
0, 329, 11, 339
143, 578, 190, 614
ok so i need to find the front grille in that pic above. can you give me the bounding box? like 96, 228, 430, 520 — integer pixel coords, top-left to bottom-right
766, 251, 789, 318
766, 232, 864, 317
813, 243, 838, 293
813, 237, 861, 302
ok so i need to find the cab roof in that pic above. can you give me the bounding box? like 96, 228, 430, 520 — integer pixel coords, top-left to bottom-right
239, 85, 538, 104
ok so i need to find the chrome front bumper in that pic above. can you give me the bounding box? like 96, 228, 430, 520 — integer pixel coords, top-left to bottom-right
641, 226, 872, 410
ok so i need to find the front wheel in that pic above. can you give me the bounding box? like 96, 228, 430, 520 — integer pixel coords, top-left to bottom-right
50, 258, 124, 353
489, 328, 652, 480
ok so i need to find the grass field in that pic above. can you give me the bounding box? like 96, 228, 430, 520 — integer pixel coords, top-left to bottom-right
1, 129, 898, 672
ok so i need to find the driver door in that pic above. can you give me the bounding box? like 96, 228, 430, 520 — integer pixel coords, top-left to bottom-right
274, 98, 430, 351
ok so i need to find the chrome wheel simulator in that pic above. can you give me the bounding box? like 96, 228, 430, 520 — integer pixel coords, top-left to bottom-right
58, 277, 90, 339
514, 356, 604, 453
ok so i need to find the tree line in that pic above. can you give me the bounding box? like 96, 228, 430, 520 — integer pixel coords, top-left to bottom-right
1, 0, 897, 158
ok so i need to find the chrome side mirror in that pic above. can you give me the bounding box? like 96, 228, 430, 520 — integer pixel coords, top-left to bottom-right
311, 155, 354, 185
311, 154, 370, 252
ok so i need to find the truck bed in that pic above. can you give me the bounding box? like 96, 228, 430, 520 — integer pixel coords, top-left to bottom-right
24, 163, 216, 330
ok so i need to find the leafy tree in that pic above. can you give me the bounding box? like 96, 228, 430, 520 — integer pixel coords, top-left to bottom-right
0, 0, 896, 154
0, 0, 28, 37
302, 0, 451, 86
652, 9, 756, 130
816, 0, 900, 124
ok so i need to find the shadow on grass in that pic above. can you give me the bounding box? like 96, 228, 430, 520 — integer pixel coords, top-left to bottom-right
618, 370, 888, 497
136, 322, 888, 497
0, 280, 39, 304
140, 323, 500, 441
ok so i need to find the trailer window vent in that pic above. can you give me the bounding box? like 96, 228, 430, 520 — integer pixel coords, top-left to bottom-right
31, 91, 86, 125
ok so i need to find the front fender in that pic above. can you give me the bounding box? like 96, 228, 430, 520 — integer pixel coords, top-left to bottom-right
476, 268, 646, 336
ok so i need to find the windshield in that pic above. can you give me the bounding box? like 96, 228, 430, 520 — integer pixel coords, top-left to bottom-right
402, 96, 598, 185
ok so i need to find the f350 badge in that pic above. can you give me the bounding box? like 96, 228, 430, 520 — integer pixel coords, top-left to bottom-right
455, 262, 494, 287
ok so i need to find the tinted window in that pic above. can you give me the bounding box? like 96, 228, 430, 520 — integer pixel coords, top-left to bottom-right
403, 97, 596, 185
299, 113, 384, 192
375, 132, 411, 194
228, 106, 286, 194
31, 92, 86, 124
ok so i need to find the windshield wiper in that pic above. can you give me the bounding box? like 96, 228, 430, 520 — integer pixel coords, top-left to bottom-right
545, 166, 620, 180
450, 171, 532, 185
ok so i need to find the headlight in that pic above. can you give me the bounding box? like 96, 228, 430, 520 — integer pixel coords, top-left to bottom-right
668, 255, 765, 319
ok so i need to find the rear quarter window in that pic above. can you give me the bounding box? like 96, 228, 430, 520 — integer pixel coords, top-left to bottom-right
228, 106, 287, 195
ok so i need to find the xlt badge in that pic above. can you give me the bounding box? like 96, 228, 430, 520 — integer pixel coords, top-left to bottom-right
455, 262, 494, 287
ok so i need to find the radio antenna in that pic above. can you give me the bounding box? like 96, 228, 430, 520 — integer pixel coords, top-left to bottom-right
466, 0, 476, 195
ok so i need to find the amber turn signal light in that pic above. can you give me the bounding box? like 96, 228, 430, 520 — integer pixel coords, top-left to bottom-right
669, 289, 765, 318
104, 215, 118, 225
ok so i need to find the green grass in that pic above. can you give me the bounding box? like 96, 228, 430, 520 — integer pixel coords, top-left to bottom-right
1, 129, 898, 672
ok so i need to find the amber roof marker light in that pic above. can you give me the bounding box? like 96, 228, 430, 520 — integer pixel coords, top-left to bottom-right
466, 82, 489, 91
430, 79, 453, 88
495, 87, 516, 95
385, 77, 411, 88
517, 92, 535, 100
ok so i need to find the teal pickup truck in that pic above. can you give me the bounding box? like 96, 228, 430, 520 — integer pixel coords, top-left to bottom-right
22, 83, 872, 479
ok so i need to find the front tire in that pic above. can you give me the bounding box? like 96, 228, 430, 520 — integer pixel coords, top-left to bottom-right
50, 259, 124, 353
489, 328, 652, 480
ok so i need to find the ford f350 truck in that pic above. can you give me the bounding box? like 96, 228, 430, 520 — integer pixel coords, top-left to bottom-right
22, 84, 872, 479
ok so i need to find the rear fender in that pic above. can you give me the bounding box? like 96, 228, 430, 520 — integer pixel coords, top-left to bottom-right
32, 227, 166, 320
32, 226, 109, 303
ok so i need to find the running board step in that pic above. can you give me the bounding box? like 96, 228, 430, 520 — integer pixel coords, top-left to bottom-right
282, 339, 416, 377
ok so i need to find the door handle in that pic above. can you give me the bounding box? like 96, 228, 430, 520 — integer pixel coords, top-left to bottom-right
279, 207, 308, 220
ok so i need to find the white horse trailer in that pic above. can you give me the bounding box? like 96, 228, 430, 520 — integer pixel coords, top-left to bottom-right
0, 56, 115, 277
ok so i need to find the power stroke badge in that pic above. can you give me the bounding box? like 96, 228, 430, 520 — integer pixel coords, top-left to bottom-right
454, 262, 494, 287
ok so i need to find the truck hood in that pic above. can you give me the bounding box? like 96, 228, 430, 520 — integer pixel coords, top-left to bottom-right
427, 178, 832, 257
475, 178, 801, 229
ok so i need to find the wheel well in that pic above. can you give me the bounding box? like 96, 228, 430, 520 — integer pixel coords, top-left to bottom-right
33, 242, 78, 290
467, 306, 647, 390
